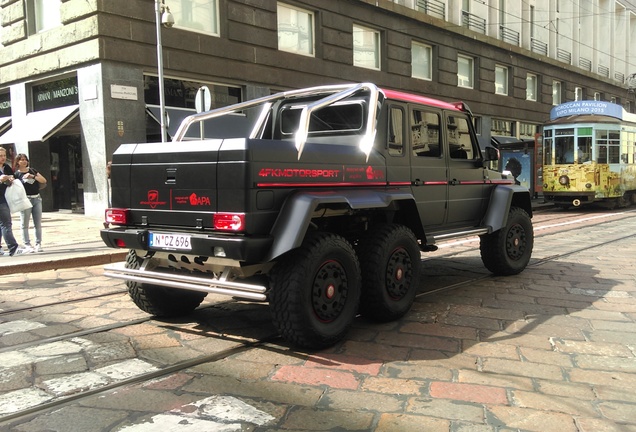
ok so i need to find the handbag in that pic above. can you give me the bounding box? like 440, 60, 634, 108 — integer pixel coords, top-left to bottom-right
5, 179, 33, 213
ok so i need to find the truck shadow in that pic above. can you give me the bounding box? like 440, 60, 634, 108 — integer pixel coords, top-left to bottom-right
343, 256, 620, 363
154, 256, 619, 365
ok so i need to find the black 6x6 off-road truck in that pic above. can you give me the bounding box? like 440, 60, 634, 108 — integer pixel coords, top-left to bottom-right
101, 83, 533, 349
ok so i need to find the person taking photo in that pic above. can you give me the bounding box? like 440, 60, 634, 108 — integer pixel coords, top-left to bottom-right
13, 153, 47, 253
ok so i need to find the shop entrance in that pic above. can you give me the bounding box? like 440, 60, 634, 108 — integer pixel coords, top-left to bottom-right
49, 135, 83, 212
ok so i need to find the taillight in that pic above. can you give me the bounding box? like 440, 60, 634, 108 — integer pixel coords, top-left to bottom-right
105, 208, 129, 225
213, 213, 245, 231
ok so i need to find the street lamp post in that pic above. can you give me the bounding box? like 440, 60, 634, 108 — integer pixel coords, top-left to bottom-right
155, 0, 174, 143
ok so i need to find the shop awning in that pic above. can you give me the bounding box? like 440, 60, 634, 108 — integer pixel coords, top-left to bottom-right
0, 105, 79, 145
0, 117, 11, 135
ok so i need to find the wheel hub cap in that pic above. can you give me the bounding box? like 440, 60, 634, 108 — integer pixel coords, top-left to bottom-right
506, 224, 526, 260
312, 260, 348, 322
386, 248, 411, 300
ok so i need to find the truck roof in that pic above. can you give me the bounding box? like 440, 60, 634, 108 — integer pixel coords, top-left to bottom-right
381, 89, 462, 111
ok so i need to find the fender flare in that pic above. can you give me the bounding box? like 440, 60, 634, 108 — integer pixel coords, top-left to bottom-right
265, 189, 417, 261
483, 185, 533, 232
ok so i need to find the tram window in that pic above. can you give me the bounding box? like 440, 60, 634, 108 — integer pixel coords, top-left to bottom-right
608, 131, 620, 164
556, 136, 575, 164
544, 137, 553, 165
595, 129, 621, 164
577, 136, 592, 163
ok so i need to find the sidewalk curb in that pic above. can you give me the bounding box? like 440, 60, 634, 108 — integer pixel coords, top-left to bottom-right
0, 251, 127, 276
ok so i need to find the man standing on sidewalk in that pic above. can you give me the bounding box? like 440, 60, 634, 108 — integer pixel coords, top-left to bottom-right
0, 147, 19, 256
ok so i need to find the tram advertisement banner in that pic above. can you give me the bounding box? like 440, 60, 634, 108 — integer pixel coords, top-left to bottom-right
500, 149, 533, 192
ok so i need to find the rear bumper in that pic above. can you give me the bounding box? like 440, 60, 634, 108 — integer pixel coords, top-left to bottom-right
100, 227, 273, 263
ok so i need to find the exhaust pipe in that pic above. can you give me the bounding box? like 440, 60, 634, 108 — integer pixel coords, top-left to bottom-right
572, 199, 581, 207
103, 262, 268, 301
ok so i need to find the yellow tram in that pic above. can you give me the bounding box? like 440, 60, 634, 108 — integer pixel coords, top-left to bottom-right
542, 101, 636, 208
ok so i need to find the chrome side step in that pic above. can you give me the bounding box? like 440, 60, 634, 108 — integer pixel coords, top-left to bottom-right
104, 262, 268, 301
430, 227, 489, 243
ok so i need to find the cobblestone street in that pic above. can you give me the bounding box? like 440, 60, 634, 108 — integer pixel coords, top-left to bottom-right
0, 209, 635, 431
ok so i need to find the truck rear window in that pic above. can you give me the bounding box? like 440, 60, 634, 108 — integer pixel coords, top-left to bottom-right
280, 102, 365, 135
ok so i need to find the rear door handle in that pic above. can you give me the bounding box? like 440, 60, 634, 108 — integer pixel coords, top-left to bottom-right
166, 168, 177, 185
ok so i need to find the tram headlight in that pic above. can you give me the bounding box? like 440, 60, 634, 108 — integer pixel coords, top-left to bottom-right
585, 183, 592, 189
558, 175, 570, 186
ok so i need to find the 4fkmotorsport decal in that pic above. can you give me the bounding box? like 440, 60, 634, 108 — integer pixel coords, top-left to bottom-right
139, 190, 167, 209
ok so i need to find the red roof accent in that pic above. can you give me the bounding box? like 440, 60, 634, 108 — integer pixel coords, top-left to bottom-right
381, 88, 461, 111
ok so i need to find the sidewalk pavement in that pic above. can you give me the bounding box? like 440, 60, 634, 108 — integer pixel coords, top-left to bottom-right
0, 211, 126, 275
0, 198, 552, 276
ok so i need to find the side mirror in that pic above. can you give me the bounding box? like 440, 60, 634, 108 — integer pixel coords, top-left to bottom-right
483, 146, 499, 162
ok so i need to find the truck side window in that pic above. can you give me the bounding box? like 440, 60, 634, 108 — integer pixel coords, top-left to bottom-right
447, 114, 475, 160
388, 106, 404, 156
411, 108, 440, 157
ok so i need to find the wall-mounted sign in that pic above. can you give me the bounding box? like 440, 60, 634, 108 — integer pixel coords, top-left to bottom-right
0, 93, 10, 117
550, 101, 623, 121
32, 76, 79, 111
111, 84, 138, 101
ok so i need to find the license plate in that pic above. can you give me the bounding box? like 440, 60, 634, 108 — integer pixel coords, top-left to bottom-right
148, 232, 192, 250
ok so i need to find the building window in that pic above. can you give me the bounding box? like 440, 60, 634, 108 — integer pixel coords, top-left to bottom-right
171, 0, 219, 36
492, 119, 513, 136
28, 0, 61, 34
277, 3, 314, 56
575, 87, 583, 101
526, 73, 537, 101
412, 42, 432, 80
519, 123, 537, 138
495, 65, 508, 95
457, 55, 474, 89
552, 80, 561, 105
353, 25, 380, 70
610, 96, 616, 104
594, 92, 601, 101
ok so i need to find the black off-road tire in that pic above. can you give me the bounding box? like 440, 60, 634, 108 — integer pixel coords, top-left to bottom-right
479, 207, 533, 275
269, 232, 361, 349
356, 224, 421, 321
124, 250, 207, 317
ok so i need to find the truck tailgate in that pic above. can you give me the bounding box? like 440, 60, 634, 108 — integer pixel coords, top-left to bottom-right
111, 140, 224, 228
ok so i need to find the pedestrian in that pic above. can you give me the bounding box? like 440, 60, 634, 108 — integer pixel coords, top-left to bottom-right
0, 147, 19, 256
13, 153, 47, 253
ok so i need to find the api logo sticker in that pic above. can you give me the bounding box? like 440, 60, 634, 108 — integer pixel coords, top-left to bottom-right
189, 193, 211, 206
174, 191, 213, 207
344, 165, 385, 181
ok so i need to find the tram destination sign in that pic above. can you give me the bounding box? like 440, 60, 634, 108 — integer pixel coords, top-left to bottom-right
550, 101, 623, 121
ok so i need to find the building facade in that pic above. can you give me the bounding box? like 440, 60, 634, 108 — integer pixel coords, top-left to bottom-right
0, 0, 634, 216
